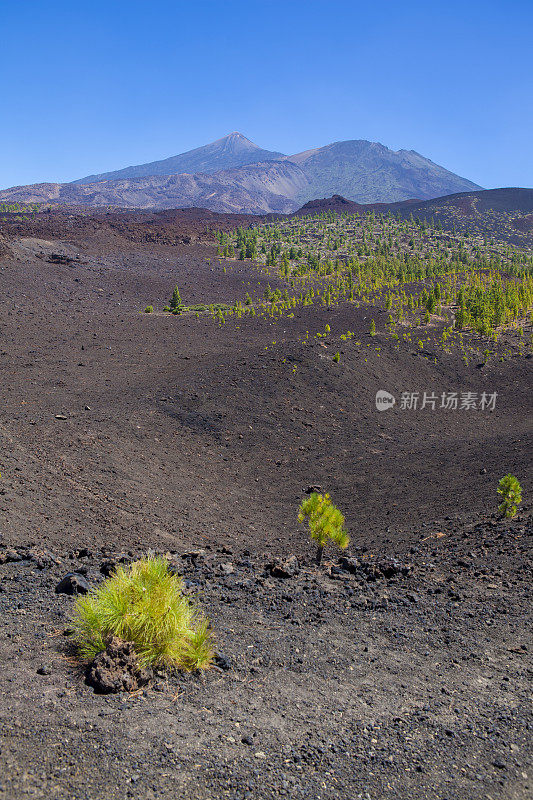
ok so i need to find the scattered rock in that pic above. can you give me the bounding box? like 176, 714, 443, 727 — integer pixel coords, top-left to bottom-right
37, 665, 52, 676
376, 557, 412, 579
0, 549, 23, 565
360, 557, 412, 581
55, 572, 90, 595
99, 559, 117, 577
214, 653, 232, 671
182, 550, 207, 562
338, 556, 360, 574
219, 562, 234, 576
86, 637, 152, 694
268, 555, 299, 579
305, 485, 322, 494
330, 565, 348, 578
100, 554, 130, 577
54, 414, 68, 420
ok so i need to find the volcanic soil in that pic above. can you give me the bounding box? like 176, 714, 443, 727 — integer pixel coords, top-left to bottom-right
0, 209, 531, 799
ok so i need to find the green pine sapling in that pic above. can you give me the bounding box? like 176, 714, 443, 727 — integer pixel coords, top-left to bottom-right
298, 492, 349, 565
170, 286, 183, 313
497, 474, 522, 518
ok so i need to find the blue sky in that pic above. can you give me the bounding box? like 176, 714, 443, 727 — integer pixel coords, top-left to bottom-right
2, 0, 531, 189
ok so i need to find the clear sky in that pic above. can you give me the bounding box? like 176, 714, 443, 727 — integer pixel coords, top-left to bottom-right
2, 0, 531, 190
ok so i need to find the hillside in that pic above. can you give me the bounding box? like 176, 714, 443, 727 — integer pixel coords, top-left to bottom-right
288, 139, 481, 204
391, 187, 533, 246
289, 188, 533, 247
0, 198, 531, 800
292, 193, 417, 217
0, 161, 308, 214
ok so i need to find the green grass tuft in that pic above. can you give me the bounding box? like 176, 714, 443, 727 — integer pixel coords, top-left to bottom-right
71, 557, 214, 671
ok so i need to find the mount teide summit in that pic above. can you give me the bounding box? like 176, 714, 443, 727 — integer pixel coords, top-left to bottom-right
74, 132, 285, 184
0, 132, 482, 212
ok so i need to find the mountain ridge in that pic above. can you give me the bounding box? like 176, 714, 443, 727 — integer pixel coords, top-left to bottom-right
0, 132, 483, 212
0, 160, 307, 214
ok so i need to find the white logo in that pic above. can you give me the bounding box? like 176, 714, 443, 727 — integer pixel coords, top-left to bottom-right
375, 390, 396, 411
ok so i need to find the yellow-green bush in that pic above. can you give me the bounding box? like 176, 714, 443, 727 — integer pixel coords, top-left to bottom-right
71, 557, 214, 671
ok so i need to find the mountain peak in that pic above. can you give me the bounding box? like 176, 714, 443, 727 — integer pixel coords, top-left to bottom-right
214, 132, 260, 152
73, 133, 285, 185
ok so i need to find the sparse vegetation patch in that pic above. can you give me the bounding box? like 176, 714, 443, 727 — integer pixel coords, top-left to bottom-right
71, 557, 214, 671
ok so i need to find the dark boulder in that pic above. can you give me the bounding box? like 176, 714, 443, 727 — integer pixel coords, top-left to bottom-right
86, 637, 152, 694
55, 572, 90, 595
267, 555, 299, 579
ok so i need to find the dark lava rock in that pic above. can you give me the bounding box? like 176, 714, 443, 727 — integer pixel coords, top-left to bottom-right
305, 485, 322, 494
338, 556, 361, 574
99, 559, 117, 577
376, 557, 412, 578
359, 557, 412, 581
214, 653, 232, 671
28, 549, 57, 569
55, 572, 90, 595
100, 554, 131, 577
86, 637, 152, 694
37, 665, 52, 676
0, 549, 23, 564
268, 555, 299, 579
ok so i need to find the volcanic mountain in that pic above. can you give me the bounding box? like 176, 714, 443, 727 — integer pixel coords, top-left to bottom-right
288, 140, 481, 204
0, 132, 483, 212
74, 132, 285, 184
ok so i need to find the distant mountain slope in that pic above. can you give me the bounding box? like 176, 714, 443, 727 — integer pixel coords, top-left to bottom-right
398, 187, 533, 215
0, 161, 307, 214
291, 189, 533, 246
390, 188, 533, 245
0, 133, 486, 212
291, 193, 418, 217
74, 132, 285, 184
288, 140, 482, 204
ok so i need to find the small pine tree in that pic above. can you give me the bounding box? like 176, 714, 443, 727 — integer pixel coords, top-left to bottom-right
170, 286, 182, 311
369, 319, 376, 336
298, 492, 349, 565
497, 475, 522, 518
